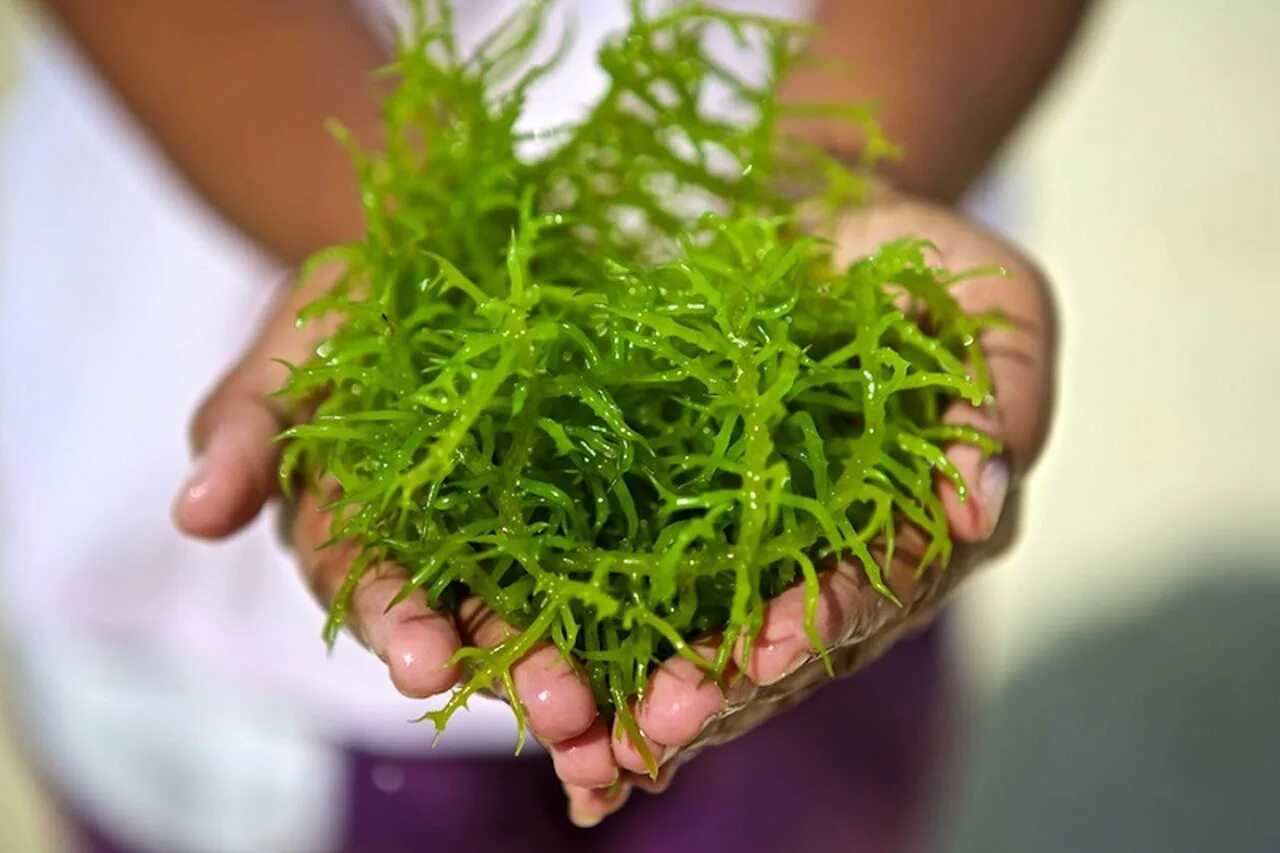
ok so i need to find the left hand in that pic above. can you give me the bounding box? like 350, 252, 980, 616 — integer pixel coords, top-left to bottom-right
564, 192, 1057, 826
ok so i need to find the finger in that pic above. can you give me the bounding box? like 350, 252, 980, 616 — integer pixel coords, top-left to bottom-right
350, 571, 463, 698
735, 556, 902, 686
938, 401, 1008, 544
172, 264, 346, 540
294, 489, 462, 699
456, 598, 598, 745
547, 718, 619, 790
611, 706, 666, 775
635, 639, 726, 748
513, 647, 598, 744
565, 781, 631, 829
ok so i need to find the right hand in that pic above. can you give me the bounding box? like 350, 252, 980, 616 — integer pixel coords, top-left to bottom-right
170, 266, 628, 820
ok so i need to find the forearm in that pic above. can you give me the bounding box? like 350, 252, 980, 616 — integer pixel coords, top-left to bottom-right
43, 0, 388, 264
786, 0, 1093, 202
44, 1, 1089, 262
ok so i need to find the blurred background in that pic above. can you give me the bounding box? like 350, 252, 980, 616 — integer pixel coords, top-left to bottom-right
1, 0, 1277, 850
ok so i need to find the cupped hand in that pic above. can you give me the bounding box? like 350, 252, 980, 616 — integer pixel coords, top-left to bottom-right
171, 265, 623, 801
569, 192, 1057, 825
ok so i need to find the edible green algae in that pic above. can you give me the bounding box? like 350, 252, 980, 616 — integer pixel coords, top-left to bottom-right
277, 0, 999, 770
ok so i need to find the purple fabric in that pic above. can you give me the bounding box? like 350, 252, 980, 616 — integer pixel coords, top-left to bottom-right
68, 625, 950, 853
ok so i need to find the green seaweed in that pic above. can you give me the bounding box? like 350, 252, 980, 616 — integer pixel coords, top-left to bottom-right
277, 0, 999, 773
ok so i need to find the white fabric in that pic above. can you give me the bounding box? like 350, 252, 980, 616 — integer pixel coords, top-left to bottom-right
0, 2, 809, 850
13, 638, 348, 853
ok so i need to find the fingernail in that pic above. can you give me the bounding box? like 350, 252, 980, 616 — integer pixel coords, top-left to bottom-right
979, 457, 1009, 538
568, 801, 605, 829
175, 453, 213, 510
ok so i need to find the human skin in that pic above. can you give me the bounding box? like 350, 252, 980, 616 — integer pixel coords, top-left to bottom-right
43, 0, 1080, 827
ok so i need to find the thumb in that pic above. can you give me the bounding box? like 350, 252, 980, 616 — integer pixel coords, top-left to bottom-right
173, 382, 288, 540
834, 193, 1057, 546
939, 243, 1056, 545
172, 264, 344, 540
